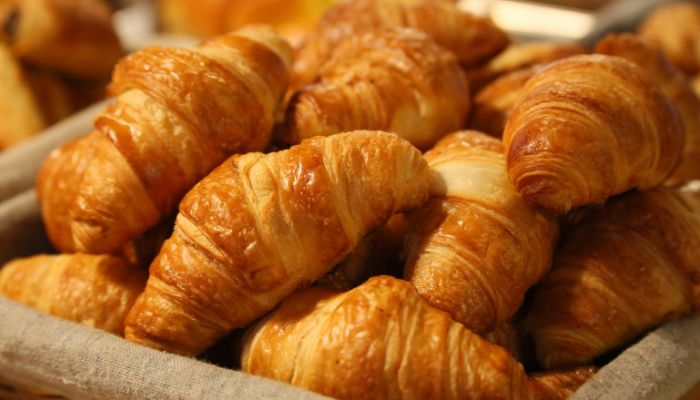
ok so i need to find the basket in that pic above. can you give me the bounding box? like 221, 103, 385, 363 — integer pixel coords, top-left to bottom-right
0, 188, 699, 399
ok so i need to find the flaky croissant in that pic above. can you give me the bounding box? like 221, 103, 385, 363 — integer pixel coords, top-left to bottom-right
503, 54, 684, 214
292, 0, 508, 90
37, 26, 292, 255
527, 188, 700, 369
469, 67, 535, 138
639, 2, 700, 74
465, 41, 586, 91
124, 131, 430, 356
281, 28, 469, 150
530, 367, 597, 400
0, 254, 146, 335
241, 275, 533, 400
595, 33, 700, 185
404, 131, 558, 333
0, 0, 122, 80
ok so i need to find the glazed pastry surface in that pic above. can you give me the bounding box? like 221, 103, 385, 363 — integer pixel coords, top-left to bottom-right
37, 26, 292, 254
283, 28, 470, 150
503, 54, 684, 214
527, 188, 700, 368
404, 130, 558, 333
242, 275, 533, 400
125, 131, 430, 356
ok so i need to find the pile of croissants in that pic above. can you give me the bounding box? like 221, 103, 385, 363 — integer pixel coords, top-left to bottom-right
2, 0, 700, 399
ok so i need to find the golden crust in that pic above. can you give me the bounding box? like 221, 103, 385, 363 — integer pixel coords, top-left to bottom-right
292, 0, 508, 90
0, 254, 146, 335
404, 130, 558, 333
124, 131, 430, 356
241, 275, 533, 400
37, 26, 292, 254
0, 0, 122, 80
596, 33, 700, 185
639, 1, 700, 74
527, 188, 700, 369
503, 54, 684, 214
282, 28, 470, 150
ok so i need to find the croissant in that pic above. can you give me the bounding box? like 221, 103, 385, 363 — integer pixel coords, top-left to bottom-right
527, 188, 700, 369
530, 367, 598, 400
465, 41, 586, 91
37, 26, 292, 255
0, 0, 122, 80
292, 0, 508, 90
0, 254, 146, 335
318, 213, 409, 290
124, 131, 430, 356
403, 131, 558, 333
503, 54, 684, 214
241, 275, 533, 400
0, 42, 45, 149
638, 2, 700, 74
469, 67, 535, 138
595, 33, 700, 185
281, 28, 470, 150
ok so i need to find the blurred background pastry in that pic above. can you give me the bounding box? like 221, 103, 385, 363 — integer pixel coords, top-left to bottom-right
0, 0, 122, 150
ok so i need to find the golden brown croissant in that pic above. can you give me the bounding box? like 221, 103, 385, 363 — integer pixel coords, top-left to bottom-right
469, 67, 535, 138
404, 130, 558, 333
37, 26, 292, 255
465, 41, 586, 91
292, 0, 508, 90
318, 213, 409, 290
124, 131, 430, 356
639, 2, 700, 74
595, 33, 700, 185
241, 275, 533, 400
0, 0, 122, 80
281, 28, 469, 150
0, 254, 146, 335
530, 367, 597, 400
526, 188, 700, 369
503, 54, 684, 214
0, 42, 44, 149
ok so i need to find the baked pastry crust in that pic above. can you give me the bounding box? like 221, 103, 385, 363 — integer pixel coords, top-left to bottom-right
124, 131, 430, 356
242, 275, 533, 400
